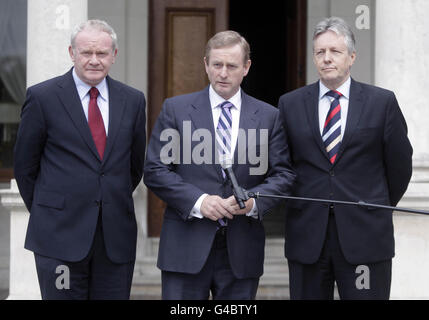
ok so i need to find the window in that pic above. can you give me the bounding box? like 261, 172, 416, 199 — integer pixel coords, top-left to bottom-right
0, 0, 27, 182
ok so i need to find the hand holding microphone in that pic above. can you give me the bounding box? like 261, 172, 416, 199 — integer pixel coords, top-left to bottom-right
219, 156, 249, 209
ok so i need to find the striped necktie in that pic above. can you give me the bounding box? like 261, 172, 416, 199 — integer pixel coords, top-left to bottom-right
216, 101, 233, 168
322, 90, 342, 164
216, 101, 233, 227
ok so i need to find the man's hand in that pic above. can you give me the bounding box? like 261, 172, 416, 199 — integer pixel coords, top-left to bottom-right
226, 196, 254, 215
200, 195, 235, 221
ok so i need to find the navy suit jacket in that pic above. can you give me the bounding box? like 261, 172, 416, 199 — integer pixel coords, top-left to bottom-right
14, 69, 146, 263
144, 87, 296, 279
278, 79, 413, 265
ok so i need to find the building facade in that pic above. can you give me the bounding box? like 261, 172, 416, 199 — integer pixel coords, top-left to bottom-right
0, 0, 428, 299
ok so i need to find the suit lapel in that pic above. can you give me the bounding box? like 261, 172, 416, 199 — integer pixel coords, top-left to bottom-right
56, 69, 101, 161
305, 80, 366, 166
304, 81, 331, 162
233, 91, 259, 171
102, 76, 126, 164
189, 87, 224, 179
189, 87, 215, 136
188, 88, 260, 178
335, 78, 365, 163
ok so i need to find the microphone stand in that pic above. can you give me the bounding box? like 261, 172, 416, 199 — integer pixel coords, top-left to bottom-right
245, 192, 429, 216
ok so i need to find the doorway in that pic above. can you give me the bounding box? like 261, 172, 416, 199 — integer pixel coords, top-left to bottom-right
147, 0, 306, 237
229, 1, 306, 237
230, 1, 306, 106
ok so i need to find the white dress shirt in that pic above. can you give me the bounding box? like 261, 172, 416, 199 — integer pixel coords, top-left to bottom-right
318, 77, 351, 139
189, 86, 258, 219
72, 68, 109, 135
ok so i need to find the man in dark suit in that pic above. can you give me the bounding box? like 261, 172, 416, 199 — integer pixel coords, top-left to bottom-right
144, 31, 295, 299
13, 20, 146, 299
278, 17, 413, 299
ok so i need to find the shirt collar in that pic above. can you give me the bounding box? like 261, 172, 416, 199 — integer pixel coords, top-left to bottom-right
72, 67, 108, 101
319, 77, 351, 100
209, 85, 241, 111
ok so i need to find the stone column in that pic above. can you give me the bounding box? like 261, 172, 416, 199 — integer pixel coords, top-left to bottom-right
0, 0, 88, 300
375, 0, 429, 299
27, 0, 87, 87
0, 181, 40, 299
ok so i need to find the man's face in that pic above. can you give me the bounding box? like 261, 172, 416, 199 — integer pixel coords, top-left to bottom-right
69, 28, 117, 86
313, 30, 356, 89
204, 44, 251, 100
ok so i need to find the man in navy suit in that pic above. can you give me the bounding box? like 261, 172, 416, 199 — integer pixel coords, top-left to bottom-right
278, 17, 413, 299
144, 31, 295, 299
13, 20, 146, 299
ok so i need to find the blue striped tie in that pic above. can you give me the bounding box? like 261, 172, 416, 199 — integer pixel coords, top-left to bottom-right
322, 90, 342, 164
216, 101, 233, 166
216, 101, 233, 227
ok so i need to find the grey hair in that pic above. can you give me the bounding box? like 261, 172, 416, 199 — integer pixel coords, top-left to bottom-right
313, 17, 356, 54
205, 30, 251, 65
70, 19, 118, 52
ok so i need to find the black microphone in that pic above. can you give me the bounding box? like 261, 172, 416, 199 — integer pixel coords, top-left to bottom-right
220, 157, 248, 209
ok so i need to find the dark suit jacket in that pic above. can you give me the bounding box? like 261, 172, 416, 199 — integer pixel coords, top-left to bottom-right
144, 87, 295, 279
278, 79, 413, 265
13, 68, 146, 264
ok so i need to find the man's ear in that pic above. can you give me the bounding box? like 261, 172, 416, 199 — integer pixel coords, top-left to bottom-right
112, 48, 118, 64
243, 59, 252, 76
204, 56, 209, 74
68, 46, 75, 62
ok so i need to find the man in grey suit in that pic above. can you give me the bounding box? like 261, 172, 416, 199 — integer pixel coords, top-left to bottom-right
144, 31, 295, 299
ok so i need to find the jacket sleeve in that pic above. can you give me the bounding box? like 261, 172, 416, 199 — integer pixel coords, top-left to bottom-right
130, 91, 147, 191
246, 109, 296, 219
13, 87, 47, 212
383, 92, 413, 206
143, 99, 205, 221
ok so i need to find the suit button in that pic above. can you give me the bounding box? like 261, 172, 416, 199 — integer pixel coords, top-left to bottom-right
330, 171, 335, 177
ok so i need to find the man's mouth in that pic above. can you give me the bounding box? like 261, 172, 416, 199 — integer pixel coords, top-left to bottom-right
217, 81, 230, 86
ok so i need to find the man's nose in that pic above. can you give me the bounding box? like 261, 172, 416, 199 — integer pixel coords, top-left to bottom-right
89, 53, 99, 64
323, 51, 332, 63
220, 66, 228, 77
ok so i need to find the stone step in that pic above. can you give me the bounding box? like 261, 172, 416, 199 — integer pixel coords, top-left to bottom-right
130, 283, 290, 300
131, 256, 290, 300
0, 289, 8, 300
132, 271, 289, 286
130, 237, 290, 299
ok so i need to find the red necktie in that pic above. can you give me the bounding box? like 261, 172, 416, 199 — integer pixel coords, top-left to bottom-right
322, 90, 342, 164
88, 87, 106, 159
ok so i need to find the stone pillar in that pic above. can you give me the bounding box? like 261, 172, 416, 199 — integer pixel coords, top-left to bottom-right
0, 0, 88, 300
0, 181, 40, 299
27, 0, 87, 87
375, 0, 429, 299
